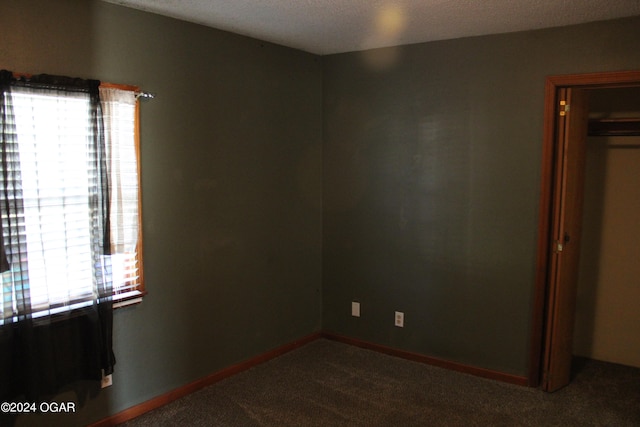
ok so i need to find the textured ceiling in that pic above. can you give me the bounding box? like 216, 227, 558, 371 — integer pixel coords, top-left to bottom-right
102, 0, 640, 55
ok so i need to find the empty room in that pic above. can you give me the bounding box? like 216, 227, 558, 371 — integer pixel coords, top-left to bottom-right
1, 0, 639, 426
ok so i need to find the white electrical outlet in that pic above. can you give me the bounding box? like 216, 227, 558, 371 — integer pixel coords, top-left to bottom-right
395, 311, 404, 327
101, 372, 113, 388
352, 301, 361, 317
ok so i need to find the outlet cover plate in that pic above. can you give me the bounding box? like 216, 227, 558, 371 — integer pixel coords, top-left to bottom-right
352, 302, 360, 317
395, 311, 404, 327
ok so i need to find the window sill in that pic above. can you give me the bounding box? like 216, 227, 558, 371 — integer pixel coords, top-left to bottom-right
1, 290, 146, 326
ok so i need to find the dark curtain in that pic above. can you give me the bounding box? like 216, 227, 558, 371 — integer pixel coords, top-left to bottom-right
0, 70, 115, 401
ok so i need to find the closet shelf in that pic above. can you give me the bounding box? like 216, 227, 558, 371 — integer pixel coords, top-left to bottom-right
588, 118, 640, 136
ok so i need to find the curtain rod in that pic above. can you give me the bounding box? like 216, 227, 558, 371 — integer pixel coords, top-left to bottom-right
5, 71, 156, 101
135, 91, 155, 100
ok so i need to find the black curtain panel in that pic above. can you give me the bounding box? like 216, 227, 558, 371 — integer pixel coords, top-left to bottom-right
0, 70, 114, 401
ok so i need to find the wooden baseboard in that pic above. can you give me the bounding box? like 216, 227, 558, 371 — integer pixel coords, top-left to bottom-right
321, 332, 529, 387
89, 332, 321, 427
92, 331, 528, 425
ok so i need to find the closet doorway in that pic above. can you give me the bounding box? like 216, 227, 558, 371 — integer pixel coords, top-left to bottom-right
531, 70, 640, 392
574, 86, 640, 371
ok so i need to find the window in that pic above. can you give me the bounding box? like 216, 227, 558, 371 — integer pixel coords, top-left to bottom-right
0, 76, 144, 324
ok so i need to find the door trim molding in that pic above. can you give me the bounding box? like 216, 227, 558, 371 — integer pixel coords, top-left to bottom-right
529, 70, 640, 388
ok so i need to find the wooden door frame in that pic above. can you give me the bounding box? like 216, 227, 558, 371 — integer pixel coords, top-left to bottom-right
529, 70, 640, 388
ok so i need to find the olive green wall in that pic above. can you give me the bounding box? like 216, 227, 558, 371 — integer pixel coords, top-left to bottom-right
322, 16, 640, 376
2, 1, 322, 426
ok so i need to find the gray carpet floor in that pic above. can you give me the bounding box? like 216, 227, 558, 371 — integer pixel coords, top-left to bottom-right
122, 338, 640, 426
